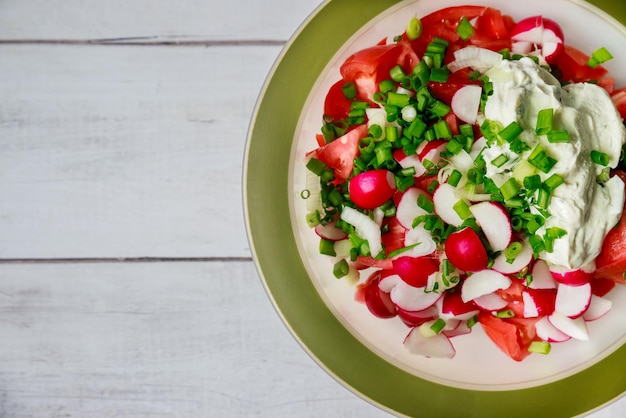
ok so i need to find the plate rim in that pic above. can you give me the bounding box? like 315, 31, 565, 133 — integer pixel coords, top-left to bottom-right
243, 0, 626, 416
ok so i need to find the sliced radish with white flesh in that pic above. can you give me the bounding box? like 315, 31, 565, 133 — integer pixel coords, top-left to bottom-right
433, 183, 465, 227
469, 201, 512, 252
548, 312, 589, 341
440, 291, 480, 321
510, 16, 564, 64
418, 139, 448, 167
491, 239, 533, 274
582, 294, 613, 321
340, 206, 383, 257
444, 320, 472, 338
396, 187, 431, 230
397, 306, 438, 327
550, 265, 592, 286
359, 271, 397, 319
348, 169, 396, 210
394, 149, 427, 177
314, 221, 347, 241
447, 46, 503, 73
535, 316, 571, 342
555, 282, 592, 319
473, 292, 508, 311
461, 269, 512, 303
522, 288, 556, 318
379, 274, 442, 312
403, 327, 456, 358
528, 259, 557, 289
451, 84, 482, 124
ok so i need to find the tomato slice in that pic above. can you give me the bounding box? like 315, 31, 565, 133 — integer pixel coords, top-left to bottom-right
474, 7, 514, 40
554, 45, 609, 83
381, 217, 407, 256
478, 311, 533, 362
611, 87, 626, 119
495, 278, 526, 318
323, 79, 353, 121
307, 124, 368, 182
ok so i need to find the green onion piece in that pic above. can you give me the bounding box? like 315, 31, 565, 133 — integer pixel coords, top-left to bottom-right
491, 153, 509, 168
341, 81, 357, 100
528, 145, 557, 173
387, 243, 421, 258
433, 119, 452, 139
467, 315, 478, 328
500, 178, 521, 200
427, 180, 439, 194
526, 215, 545, 235
456, 16, 475, 40
499, 121, 523, 142
300, 189, 311, 200
529, 235, 545, 256
389, 65, 406, 82
320, 168, 335, 183
417, 193, 435, 213
321, 122, 336, 143
495, 309, 515, 318
430, 318, 447, 334
375, 145, 393, 167
446, 139, 465, 155
467, 168, 484, 185
528, 341, 552, 355
400, 167, 416, 177
319, 239, 336, 256
306, 210, 321, 228
588, 46, 613, 68
537, 186, 551, 210
395, 175, 415, 193
413, 61, 430, 86
545, 227, 567, 240
306, 158, 326, 176
405, 16, 423, 40
544, 174, 564, 191
379, 79, 396, 93
385, 126, 398, 142
387, 91, 411, 108
453, 199, 472, 220
401, 105, 418, 122
591, 150, 609, 166
429, 67, 449, 83
504, 241, 523, 263
597, 167, 611, 183
547, 129, 570, 143
431, 101, 452, 119
535, 108, 554, 135
327, 188, 344, 207
359, 137, 375, 154
448, 169, 463, 187
523, 174, 542, 191
333, 259, 349, 278
368, 124, 383, 139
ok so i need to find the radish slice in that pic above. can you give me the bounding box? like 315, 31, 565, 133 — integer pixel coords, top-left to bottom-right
510, 16, 565, 64
401, 226, 437, 258
582, 295, 613, 321
451, 84, 482, 124
444, 320, 472, 338
491, 239, 533, 274
469, 201, 512, 252
340, 206, 382, 256
461, 269, 512, 303
473, 292, 508, 311
555, 282, 592, 318
433, 183, 465, 227
535, 316, 571, 342
396, 187, 430, 230
528, 260, 557, 289
403, 327, 456, 358
448, 46, 503, 73
314, 221, 347, 241
548, 312, 589, 341
378, 274, 442, 312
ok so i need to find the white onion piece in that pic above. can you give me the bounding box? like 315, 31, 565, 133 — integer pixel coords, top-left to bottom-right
340, 206, 382, 256
448, 46, 503, 73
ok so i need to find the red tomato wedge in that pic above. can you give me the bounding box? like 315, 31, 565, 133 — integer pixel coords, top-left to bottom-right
323, 79, 353, 121
611, 87, 626, 119
307, 124, 368, 182
340, 40, 418, 102
478, 311, 533, 362
554, 45, 609, 82
594, 209, 626, 285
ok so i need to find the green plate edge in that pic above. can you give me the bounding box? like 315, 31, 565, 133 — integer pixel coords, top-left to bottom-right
243, 0, 626, 416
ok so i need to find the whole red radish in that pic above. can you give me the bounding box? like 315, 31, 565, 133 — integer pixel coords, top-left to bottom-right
445, 227, 488, 272
348, 169, 396, 209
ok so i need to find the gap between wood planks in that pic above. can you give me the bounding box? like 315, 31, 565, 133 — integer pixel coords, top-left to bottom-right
0, 257, 253, 264
0, 38, 285, 46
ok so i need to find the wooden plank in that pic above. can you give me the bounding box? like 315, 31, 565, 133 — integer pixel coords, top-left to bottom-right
0, 0, 322, 42
0, 44, 279, 258
0, 261, 390, 417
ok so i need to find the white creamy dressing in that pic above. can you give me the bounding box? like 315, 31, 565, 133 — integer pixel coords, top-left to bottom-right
478, 58, 625, 269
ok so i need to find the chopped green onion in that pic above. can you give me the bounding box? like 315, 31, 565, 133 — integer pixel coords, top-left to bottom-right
427, 180, 439, 194
405, 117, 427, 139
306, 210, 321, 228
320, 168, 335, 183
327, 187, 344, 207
389, 65, 406, 82
387, 91, 411, 108
341, 81, 357, 99
405, 15, 423, 40
537, 186, 551, 210
467, 315, 478, 328
368, 124, 383, 139
500, 178, 521, 200
379, 79, 396, 93
319, 239, 336, 256
545, 227, 567, 240
300, 189, 311, 199
395, 175, 415, 193
387, 243, 421, 258
456, 16, 475, 40
430, 318, 447, 334
448, 169, 463, 187
528, 145, 557, 173
417, 193, 435, 213
495, 309, 515, 318
504, 241, 523, 263
431, 101, 452, 119
591, 150, 609, 166
385, 126, 398, 142
597, 167, 611, 183
453, 199, 472, 219
306, 158, 326, 176
588, 46, 613, 68
547, 129, 570, 143
401, 105, 418, 122
529, 235, 545, 256
528, 341, 551, 355
467, 168, 484, 185
499, 121, 523, 142
430, 67, 449, 83
491, 153, 509, 168
446, 139, 465, 155
523, 174, 542, 191
333, 259, 350, 278
544, 174, 564, 191
433, 119, 452, 139
535, 108, 554, 135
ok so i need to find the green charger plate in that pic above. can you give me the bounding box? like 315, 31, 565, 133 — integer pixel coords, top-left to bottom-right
244, 0, 626, 416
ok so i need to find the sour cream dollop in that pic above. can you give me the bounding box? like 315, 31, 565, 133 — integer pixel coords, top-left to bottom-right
480, 57, 625, 269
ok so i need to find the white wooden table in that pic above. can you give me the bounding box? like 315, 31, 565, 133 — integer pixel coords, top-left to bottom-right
0, 1, 623, 416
